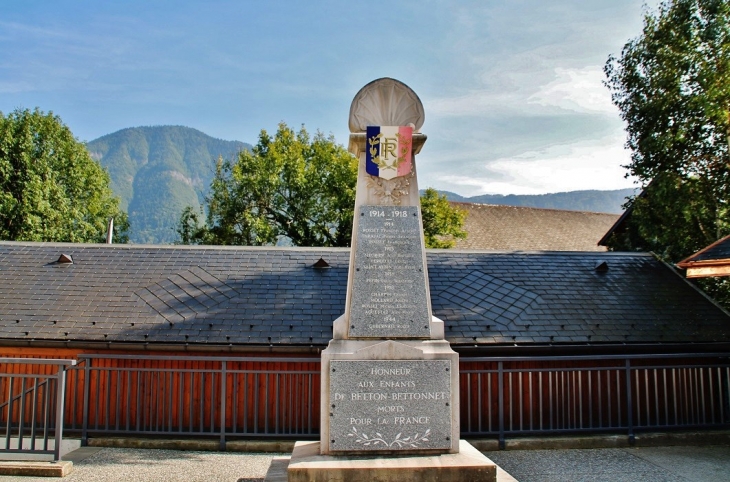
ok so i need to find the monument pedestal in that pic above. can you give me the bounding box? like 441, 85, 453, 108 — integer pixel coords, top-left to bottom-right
287, 440, 497, 482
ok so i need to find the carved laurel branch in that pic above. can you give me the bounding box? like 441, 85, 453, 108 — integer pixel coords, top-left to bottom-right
347, 427, 431, 448
366, 172, 414, 205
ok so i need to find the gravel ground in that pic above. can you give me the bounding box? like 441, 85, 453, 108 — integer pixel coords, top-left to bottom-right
0, 448, 281, 482
485, 445, 730, 482
1, 444, 729, 482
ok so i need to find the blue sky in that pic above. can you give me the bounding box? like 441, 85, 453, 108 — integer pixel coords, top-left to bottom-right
0, 1, 655, 196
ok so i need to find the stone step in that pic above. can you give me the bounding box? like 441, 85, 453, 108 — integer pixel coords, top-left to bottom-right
266, 440, 519, 482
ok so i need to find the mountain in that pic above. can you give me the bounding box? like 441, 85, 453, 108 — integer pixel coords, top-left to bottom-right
430, 188, 635, 214
87, 126, 251, 244
89, 124, 632, 244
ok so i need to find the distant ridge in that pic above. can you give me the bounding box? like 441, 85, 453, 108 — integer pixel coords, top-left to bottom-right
88, 126, 251, 244
427, 188, 635, 214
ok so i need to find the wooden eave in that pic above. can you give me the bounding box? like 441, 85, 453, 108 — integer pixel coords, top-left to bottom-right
677, 234, 730, 278
677, 259, 730, 278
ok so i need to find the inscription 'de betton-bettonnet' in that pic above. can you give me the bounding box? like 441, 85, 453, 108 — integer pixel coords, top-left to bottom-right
329, 360, 452, 452
349, 205, 430, 338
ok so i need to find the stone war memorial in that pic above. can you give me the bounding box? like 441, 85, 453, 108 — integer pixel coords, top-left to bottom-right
286, 78, 499, 481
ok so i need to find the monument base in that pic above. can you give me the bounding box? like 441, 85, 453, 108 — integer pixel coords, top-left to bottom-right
285, 440, 507, 482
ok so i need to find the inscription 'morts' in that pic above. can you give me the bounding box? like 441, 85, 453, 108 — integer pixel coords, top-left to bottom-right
329, 360, 452, 452
349, 205, 430, 338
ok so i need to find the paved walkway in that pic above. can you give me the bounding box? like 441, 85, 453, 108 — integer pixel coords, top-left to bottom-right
0, 444, 727, 481
486, 445, 730, 482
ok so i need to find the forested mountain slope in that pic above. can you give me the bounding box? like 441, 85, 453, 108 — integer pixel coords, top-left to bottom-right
87, 126, 250, 243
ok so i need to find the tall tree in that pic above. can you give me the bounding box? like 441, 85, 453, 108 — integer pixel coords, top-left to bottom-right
0, 108, 128, 242
179, 123, 357, 247
604, 0, 730, 262
178, 123, 468, 248
420, 188, 467, 248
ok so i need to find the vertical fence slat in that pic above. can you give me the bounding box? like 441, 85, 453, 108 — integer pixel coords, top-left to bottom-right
5, 377, 13, 450
220, 362, 226, 450
53, 366, 66, 462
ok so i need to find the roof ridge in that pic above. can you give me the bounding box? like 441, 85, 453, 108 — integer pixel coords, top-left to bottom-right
449, 201, 621, 216
0, 241, 351, 252
430, 248, 653, 257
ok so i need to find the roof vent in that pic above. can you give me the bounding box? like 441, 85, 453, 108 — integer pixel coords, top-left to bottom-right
594, 261, 609, 272
57, 254, 73, 264
312, 257, 330, 269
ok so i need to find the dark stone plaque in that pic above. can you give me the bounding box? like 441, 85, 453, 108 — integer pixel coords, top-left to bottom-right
328, 360, 452, 452
349, 205, 430, 338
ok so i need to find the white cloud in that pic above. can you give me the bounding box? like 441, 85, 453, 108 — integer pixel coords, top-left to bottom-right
427, 65, 616, 120
528, 66, 616, 114
427, 89, 524, 118
430, 133, 637, 196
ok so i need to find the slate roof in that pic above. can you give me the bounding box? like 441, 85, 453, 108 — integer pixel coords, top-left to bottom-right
678, 234, 730, 266
452, 203, 618, 252
0, 242, 729, 351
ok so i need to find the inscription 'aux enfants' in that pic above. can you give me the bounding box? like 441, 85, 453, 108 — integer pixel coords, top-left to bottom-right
329, 360, 452, 451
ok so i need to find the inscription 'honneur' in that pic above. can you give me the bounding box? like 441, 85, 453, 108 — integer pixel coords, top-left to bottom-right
329, 360, 451, 451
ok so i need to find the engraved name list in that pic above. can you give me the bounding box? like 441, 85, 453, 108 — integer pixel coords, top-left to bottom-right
349, 205, 430, 338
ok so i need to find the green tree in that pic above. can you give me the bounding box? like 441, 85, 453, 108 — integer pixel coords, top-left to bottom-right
179, 123, 357, 246
178, 123, 468, 248
420, 188, 467, 248
604, 0, 730, 306
0, 108, 128, 242
604, 0, 730, 260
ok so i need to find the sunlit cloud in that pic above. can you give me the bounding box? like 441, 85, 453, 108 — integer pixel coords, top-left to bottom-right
528, 66, 616, 114
428, 132, 636, 196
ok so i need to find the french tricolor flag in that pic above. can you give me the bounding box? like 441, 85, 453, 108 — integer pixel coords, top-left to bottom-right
365, 125, 413, 180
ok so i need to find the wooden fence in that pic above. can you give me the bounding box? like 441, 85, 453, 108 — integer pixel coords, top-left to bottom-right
1, 352, 729, 448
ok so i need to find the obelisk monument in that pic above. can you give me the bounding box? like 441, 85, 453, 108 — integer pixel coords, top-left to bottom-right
287, 78, 497, 482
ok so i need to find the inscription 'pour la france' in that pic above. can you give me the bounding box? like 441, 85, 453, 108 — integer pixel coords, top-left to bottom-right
349, 205, 430, 338
329, 360, 452, 452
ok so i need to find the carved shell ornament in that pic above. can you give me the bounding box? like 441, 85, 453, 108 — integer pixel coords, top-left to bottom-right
348, 78, 425, 133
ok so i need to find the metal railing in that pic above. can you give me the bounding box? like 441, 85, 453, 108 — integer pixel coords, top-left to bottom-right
7, 353, 722, 449
460, 354, 730, 447
0, 358, 75, 461
73, 355, 320, 449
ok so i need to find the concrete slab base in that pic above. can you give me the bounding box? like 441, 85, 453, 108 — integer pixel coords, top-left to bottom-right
0, 461, 73, 477
62, 447, 102, 464
284, 440, 511, 482
87, 436, 296, 453
0, 438, 81, 462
